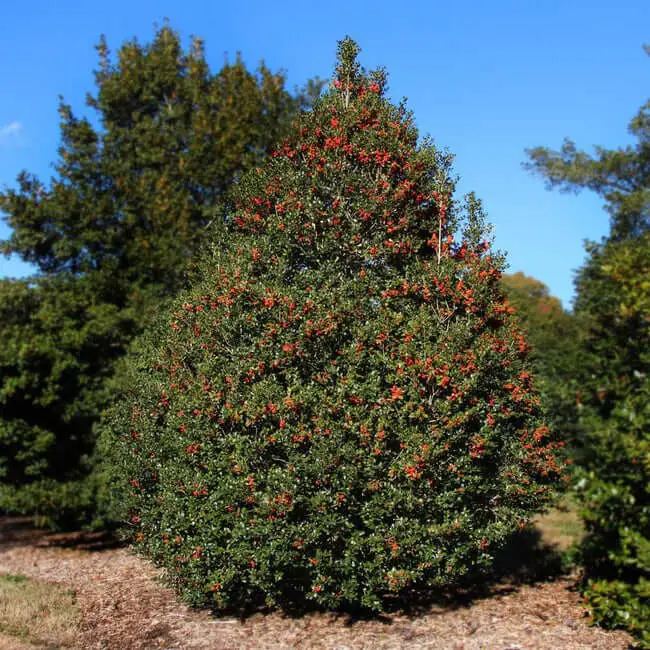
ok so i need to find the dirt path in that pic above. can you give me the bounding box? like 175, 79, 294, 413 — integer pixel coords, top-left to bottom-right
0, 521, 635, 650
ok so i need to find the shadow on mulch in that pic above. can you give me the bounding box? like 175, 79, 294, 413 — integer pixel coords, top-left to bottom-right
488, 525, 570, 586
0, 516, 124, 552
0, 516, 573, 629
205, 525, 572, 625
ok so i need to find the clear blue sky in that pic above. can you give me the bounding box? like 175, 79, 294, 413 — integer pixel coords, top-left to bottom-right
1, 0, 648, 306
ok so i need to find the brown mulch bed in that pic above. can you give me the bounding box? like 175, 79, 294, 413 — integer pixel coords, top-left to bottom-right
0, 519, 635, 650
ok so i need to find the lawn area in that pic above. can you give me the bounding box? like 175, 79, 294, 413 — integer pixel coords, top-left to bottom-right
0, 572, 80, 649
535, 497, 585, 551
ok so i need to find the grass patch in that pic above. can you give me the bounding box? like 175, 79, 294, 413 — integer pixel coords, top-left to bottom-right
534, 497, 585, 551
0, 573, 80, 648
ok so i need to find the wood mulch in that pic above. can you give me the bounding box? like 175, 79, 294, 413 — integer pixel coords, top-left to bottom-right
0, 518, 635, 650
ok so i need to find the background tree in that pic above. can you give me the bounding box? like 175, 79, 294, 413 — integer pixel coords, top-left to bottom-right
501, 272, 582, 451
570, 234, 650, 646
0, 24, 320, 527
2, 25, 320, 291
525, 48, 650, 645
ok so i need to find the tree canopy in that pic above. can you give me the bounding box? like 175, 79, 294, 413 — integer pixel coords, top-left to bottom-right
1, 25, 320, 291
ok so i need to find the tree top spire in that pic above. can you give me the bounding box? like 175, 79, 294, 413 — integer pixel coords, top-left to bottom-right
335, 36, 362, 89
335, 37, 362, 87
333, 36, 387, 106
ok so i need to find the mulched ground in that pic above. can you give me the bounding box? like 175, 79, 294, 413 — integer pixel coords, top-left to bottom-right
0, 518, 635, 650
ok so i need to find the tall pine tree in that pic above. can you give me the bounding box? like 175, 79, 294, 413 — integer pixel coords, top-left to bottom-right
0, 24, 320, 526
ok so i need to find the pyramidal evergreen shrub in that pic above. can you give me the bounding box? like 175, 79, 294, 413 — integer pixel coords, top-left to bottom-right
107, 38, 564, 611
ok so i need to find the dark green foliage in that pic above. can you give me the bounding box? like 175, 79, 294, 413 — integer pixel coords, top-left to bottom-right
575, 235, 650, 646
0, 24, 320, 525
2, 25, 320, 288
526, 48, 650, 644
0, 274, 138, 527
106, 38, 564, 612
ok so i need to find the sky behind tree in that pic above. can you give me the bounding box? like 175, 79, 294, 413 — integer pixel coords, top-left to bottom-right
1, 0, 648, 306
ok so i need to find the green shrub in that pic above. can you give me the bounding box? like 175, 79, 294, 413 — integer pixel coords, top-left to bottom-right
574, 234, 650, 647
105, 38, 564, 611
